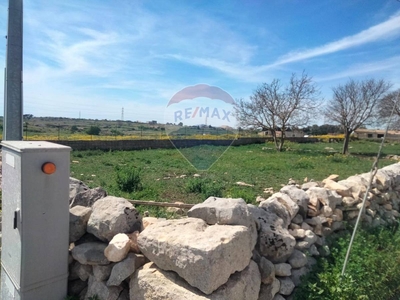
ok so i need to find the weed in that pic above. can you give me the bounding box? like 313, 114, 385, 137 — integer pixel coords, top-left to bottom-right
294, 227, 400, 300
185, 178, 223, 198
115, 165, 142, 193
293, 157, 315, 169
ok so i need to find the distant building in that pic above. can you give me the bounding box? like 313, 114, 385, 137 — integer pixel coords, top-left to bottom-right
354, 129, 400, 140
148, 120, 157, 125
258, 128, 304, 138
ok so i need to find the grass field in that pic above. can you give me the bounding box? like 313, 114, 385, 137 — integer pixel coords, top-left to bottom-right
70, 140, 400, 215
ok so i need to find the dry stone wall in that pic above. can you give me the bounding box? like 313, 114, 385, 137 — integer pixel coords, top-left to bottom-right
67, 163, 400, 300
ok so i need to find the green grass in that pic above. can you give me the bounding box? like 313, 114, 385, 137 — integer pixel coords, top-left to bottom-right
70, 140, 400, 209
294, 225, 400, 300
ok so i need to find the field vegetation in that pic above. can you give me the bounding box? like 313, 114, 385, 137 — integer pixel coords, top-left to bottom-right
70, 140, 400, 216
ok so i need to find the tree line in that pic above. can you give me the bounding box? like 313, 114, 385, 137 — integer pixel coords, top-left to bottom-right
235, 72, 398, 154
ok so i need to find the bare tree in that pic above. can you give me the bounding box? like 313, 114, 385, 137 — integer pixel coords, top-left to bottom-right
378, 89, 400, 128
324, 78, 391, 154
235, 72, 319, 151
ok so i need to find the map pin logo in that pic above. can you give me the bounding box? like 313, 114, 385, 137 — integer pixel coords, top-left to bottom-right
164, 84, 238, 170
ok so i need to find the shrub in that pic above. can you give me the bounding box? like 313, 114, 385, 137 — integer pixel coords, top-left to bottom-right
70, 125, 78, 133
115, 166, 142, 193
86, 126, 101, 135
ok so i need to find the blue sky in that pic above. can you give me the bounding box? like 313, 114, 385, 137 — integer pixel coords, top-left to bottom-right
0, 0, 399, 123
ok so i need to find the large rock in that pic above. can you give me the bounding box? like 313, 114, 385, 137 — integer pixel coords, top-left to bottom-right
129, 261, 261, 300
258, 257, 275, 285
258, 278, 280, 299
68, 279, 88, 297
279, 277, 295, 295
188, 197, 253, 227
261, 192, 299, 223
288, 249, 307, 269
107, 253, 146, 286
259, 198, 291, 228
93, 264, 114, 281
138, 218, 253, 294
274, 263, 291, 276
127, 231, 141, 253
71, 242, 110, 265
280, 185, 310, 217
70, 187, 107, 208
188, 197, 257, 248
85, 275, 122, 300
306, 187, 342, 210
323, 179, 352, 197
69, 177, 89, 199
69, 261, 92, 281
250, 207, 296, 263
291, 266, 309, 286
87, 196, 142, 242
142, 217, 162, 230
69, 206, 92, 243
105, 234, 131, 262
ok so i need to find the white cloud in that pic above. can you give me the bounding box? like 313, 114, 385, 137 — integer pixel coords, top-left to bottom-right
273, 11, 400, 66
316, 55, 400, 82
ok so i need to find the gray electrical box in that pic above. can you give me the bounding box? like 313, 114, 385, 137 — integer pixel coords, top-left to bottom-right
1, 141, 71, 300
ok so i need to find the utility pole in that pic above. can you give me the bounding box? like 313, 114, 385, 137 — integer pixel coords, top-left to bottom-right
121, 107, 124, 121
3, 0, 23, 140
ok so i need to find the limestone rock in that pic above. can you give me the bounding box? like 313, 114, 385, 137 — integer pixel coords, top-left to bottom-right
325, 174, 339, 182
321, 205, 333, 217
292, 214, 303, 224
301, 182, 319, 191
247, 205, 286, 231
142, 217, 161, 230
188, 197, 253, 228
69, 177, 89, 199
129, 261, 261, 300
278, 277, 295, 295
306, 187, 342, 210
291, 266, 309, 286
117, 289, 130, 300
188, 197, 257, 248
127, 231, 141, 253
69, 261, 92, 281
70, 187, 107, 208
323, 179, 351, 197
138, 218, 254, 295
71, 242, 110, 265
263, 192, 299, 221
289, 228, 305, 239
253, 207, 296, 263
68, 280, 88, 298
69, 206, 92, 243
85, 275, 122, 300
288, 249, 307, 269
93, 264, 114, 281
342, 196, 359, 207
273, 295, 286, 300
274, 263, 291, 276
332, 209, 343, 221
258, 257, 275, 285
280, 185, 310, 217
87, 196, 142, 242
105, 234, 131, 263
107, 253, 146, 286
259, 278, 280, 299
301, 222, 313, 231
259, 199, 291, 228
